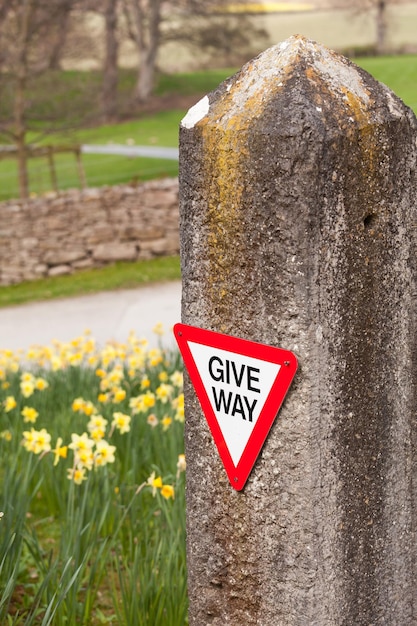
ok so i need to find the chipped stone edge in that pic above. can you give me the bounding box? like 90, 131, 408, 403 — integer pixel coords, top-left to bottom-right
181, 95, 210, 129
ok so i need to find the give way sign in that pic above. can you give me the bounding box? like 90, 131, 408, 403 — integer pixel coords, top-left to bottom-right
174, 323, 298, 490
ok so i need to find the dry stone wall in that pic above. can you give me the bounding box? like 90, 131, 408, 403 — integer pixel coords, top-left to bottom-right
0, 178, 179, 285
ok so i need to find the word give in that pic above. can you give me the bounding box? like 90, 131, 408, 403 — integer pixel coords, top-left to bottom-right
208, 355, 261, 422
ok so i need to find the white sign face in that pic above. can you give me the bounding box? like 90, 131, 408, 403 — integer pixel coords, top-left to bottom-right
188, 341, 281, 466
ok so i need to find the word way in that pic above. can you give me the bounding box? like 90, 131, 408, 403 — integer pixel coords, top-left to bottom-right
208, 356, 260, 422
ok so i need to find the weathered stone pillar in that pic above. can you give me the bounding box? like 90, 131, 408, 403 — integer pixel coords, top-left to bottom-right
179, 35, 417, 625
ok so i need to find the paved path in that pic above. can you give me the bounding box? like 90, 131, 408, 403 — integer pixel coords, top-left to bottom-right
0, 281, 182, 352
81, 145, 179, 160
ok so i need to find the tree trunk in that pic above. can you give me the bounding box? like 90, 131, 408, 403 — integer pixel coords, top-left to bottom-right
134, 0, 161, 102
376, 0, 387, 54
48, 7, 71, 70
102, 0, 119, 121
15, 72, 29, 199
14, 0, 33, 200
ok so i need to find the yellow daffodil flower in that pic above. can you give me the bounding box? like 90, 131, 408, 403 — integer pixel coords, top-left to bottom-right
177, 454, 186, 474
94, 440, 116, 466
161, 416, 172, 431
152, 322, 164, 336
20, 380, 35, 398
156, 383, 173, 404
21, 406, 39, 424
0, 430, 12, 442
67, 467, 87, 485
143, 391, 155, 408
35, 377, 49, 391
160, 484, 175, 500
140, 376, 151, 389
170, 371, 183, 388
111, 412, 131, 434
22, 428, 51, 455
74, 448, 94, 470
52, 437, 68, 466
112, 387, 126, 403
68, 432, 95, 453
4, 396, 17, 412
147, 471, 163, 496
173, 393, 185, 422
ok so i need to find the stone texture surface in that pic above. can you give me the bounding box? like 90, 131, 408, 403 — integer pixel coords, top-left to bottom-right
0, 178, 179, 285
179, 35, 417, 625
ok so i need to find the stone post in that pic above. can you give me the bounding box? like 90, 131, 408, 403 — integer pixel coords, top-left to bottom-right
179, 35, 417, 625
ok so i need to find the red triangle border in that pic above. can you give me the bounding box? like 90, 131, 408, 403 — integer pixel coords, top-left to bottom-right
174, 323, 298, 491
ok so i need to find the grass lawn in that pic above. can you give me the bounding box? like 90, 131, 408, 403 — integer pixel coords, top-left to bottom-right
0, 58, 416, 200
359, 54, 417, 112
0, 256, 181, 309
0, 56, 415, 307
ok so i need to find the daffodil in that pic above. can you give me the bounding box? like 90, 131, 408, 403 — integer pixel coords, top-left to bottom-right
82, 401, 96, 416
111, 412, 131, 434
148, 349, 163, 367
173, 393, 185, 422
33, 429, 52, 455
156, 383, 173, 404
94, 440, 116, 466
112, 387, 126, 404
108, 366, 124, 384
68, 432, 95, 453
87, 415, 108, 441
21, 406, 39, 424
74, 448, 94, 470
4, 396, 17, 412
152, 322, 164, 336
87, 414, 108, 431
160, 484, 175, 500
161, 416, 172, 431
101, 345, 116, 367
170, 370, 183, 388
52, 437, 68, 466
128, 353, 145, 370
51, 355, 63, 371
72, 397, 84, 412
147, 413, 158, 428
158, 371, 169, 382
35, 377, 49, 391
143, 391, 155, 409
140, 376, 151, 390
177, 454, 186, 474
22, 428, 51, 455
20, 380, 35, 398
147, 471, 163, 496
21, 372, 35, 383
100, 378, 110, 391
129, 395, 145, 414
67, 467, 87, 485
69, 352, 83, 367
87, 354, 99, 368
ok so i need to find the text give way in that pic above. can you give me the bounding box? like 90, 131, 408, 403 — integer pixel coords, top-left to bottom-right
188, 341, 281, 466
